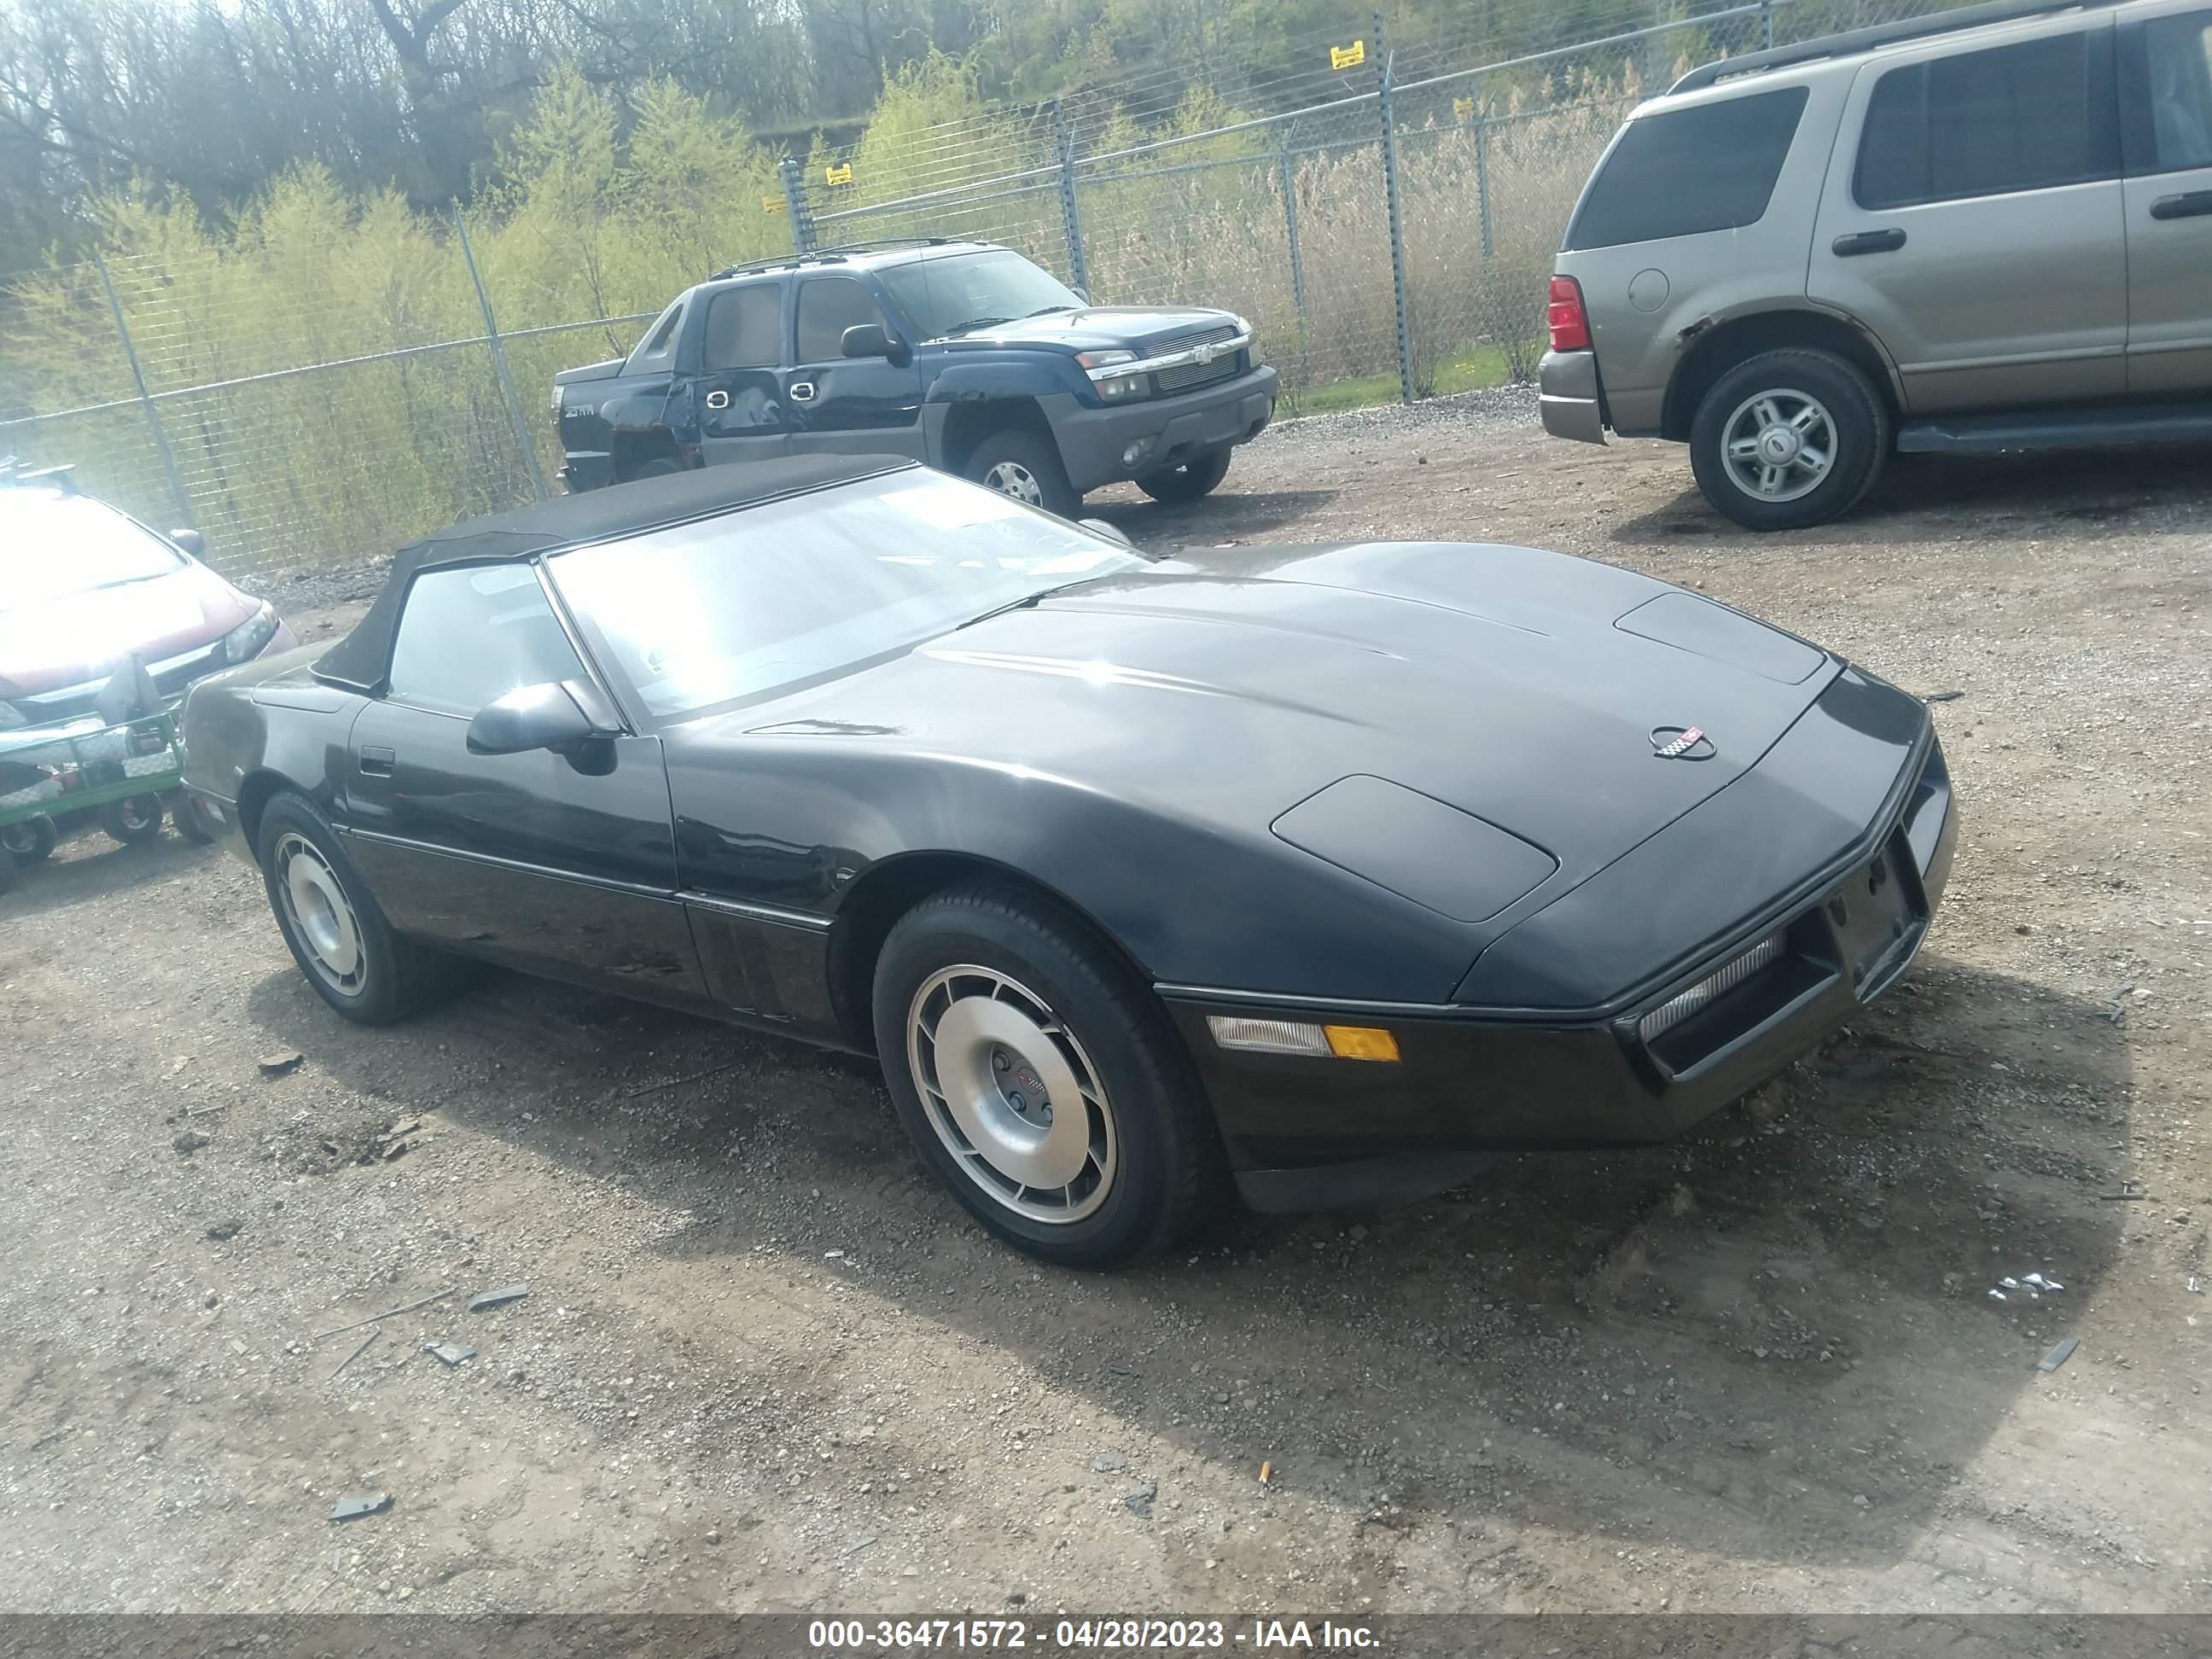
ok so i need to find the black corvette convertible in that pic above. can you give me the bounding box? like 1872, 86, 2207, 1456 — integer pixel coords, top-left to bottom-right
181, 455, 1954, 1266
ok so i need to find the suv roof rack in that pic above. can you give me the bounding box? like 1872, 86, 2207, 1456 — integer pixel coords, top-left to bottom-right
1668, 0, 2114, 95
709, 237, 963, 282
0, 456, 77, 493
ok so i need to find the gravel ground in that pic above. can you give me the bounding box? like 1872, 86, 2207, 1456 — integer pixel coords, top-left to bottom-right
3, 393, 2209, 1618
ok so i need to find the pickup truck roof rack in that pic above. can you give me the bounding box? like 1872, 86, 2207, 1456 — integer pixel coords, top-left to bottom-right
0, 456, 78, 493
709, 237, 963, 282
1668, 0, 2113, 95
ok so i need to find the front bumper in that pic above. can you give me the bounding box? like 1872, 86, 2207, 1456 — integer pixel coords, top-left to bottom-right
1167, 728, 1958, 1214
1538, 349, 1608, 445
1045, 364, 1278, 493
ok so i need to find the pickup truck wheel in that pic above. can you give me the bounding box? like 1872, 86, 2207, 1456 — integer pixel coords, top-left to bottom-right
967, 430, 1079, 519
1689, 348, 1889, 532
1135, 447, 1232, 504
620, 456, 684, 485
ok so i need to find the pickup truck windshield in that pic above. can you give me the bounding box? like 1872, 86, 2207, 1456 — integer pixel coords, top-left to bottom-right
0, 493, 186, 610
549, 470, 1140, 720
878, 251, 1085, 338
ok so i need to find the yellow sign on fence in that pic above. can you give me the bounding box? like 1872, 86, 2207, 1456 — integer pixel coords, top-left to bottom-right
1453, 96, 1476, 120
762, 195, 783, 213
824, 162, 854, 187
1329, 40, 1365, 71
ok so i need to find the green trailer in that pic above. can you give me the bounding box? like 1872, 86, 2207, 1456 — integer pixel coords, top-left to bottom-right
0, 704, 218, 893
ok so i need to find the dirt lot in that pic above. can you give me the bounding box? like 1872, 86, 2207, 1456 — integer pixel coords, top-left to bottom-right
3, 390, 2208, 1619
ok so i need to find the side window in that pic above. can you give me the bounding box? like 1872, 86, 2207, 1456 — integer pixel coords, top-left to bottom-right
387, 565, 585, 718
2122, 10, 2212, 174
626, 300, 684, 370
1562, 87, 1808, 251
795, 277, 888, 363
1855, 31, 2120, 210
703, 283, 783, 370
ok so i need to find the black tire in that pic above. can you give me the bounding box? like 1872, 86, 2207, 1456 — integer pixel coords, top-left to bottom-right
1689, 347, 1890, 532
3, 814, 58, 864
169, 792, 222, 845
256, 790, 461, 1026
620, 455, 684, 485
1135, 447, 1232, 504
99, 795, 166, 847
965, 428, 1080, 519
870, 882, 1218, 1269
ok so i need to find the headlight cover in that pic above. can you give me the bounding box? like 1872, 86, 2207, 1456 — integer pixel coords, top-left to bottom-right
222, 602, 280, 663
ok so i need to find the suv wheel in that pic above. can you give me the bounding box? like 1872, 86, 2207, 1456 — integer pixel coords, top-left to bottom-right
967, 429, 1079, 519
1689, 348, 1890, 532
1135, 447, 1232, 504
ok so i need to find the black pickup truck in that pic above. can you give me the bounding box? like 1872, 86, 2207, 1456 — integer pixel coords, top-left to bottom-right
551, 239, 1278, 517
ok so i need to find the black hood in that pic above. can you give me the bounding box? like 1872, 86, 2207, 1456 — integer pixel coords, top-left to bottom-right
680, 540, 1838, 900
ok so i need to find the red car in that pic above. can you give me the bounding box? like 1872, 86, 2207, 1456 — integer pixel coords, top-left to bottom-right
1, 467, 294, 860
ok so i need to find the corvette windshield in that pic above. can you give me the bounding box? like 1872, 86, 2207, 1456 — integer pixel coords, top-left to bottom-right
548, 471, 1141, 719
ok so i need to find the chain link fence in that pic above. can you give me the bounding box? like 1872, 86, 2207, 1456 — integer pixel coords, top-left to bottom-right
2, 0, 1975, 589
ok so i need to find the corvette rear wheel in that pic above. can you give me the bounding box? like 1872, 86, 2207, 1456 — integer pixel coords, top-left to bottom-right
872, 883, 1215, 1268
257, 790, 462, 1025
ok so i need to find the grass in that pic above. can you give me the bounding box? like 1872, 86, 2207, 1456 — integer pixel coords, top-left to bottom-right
1280, 344, 1528, 416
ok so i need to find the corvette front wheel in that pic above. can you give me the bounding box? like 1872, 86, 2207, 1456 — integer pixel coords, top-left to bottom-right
871, 882, 1216, 1268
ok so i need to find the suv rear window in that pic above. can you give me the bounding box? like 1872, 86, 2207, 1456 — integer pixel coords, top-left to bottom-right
1854, 31, 2120, 209
1563, 86, 1808, 251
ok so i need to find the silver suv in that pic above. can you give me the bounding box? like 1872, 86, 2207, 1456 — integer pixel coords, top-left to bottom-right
1540, 0, 2212, 530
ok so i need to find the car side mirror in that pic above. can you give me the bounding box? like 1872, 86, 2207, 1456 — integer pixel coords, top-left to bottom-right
1078, 517, 1133, 547
171, 527, 206, 557
840, 323, 905, 364
467, 679, 617, 758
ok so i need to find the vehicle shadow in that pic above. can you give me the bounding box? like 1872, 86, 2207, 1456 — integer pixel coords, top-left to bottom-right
1082, 487, 1341, 544
0, 832, 219, 923
1609, 440, 2212, 547
244, 946, 2126, 1575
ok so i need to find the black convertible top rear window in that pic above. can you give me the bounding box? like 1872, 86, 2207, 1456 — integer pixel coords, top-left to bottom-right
1564, 85, 1809, 251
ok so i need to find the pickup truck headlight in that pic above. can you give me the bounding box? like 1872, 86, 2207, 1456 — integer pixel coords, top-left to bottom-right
221, 602, 280, 664
1077, 349, 1150, 403
1096, 373, 1148, 401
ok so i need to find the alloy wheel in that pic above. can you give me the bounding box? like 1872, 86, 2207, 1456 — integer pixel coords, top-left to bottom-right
905, 963, 1117, 1224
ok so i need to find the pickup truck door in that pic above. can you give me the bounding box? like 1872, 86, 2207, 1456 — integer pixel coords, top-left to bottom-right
338, 563, 710, 1010
2119, 4, 2212, 393
696, 279, 792, 467
783, 275, 928, 462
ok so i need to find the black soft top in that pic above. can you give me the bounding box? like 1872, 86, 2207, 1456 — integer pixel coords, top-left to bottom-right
313, 454, 915, 692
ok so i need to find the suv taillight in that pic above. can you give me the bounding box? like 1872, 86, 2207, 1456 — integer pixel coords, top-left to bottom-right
1547, 276, 1592, 352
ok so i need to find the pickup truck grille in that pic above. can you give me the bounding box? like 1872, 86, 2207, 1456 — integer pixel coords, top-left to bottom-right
1144, 325, 1240, 359
1154, 354, 1241, 393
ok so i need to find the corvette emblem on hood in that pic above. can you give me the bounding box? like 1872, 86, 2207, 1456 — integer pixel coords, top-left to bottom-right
1650, 725, 1715, 760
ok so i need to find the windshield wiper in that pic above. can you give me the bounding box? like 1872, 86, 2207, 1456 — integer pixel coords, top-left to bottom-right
944, 315, 1014, 336
951, 579, 1091, 632
1024, 304, 1078, 317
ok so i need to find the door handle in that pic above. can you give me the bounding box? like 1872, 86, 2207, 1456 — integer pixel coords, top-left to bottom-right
789, 381, 816, 403
2150, 189, 2212, 221
1831, 228, 1907, 257
704, 388, 731, 410
357, 746, 395, 777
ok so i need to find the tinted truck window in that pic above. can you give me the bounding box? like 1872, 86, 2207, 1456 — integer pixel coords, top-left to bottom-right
1563, 87, 1808, 251
1856, 32, 2119, 209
